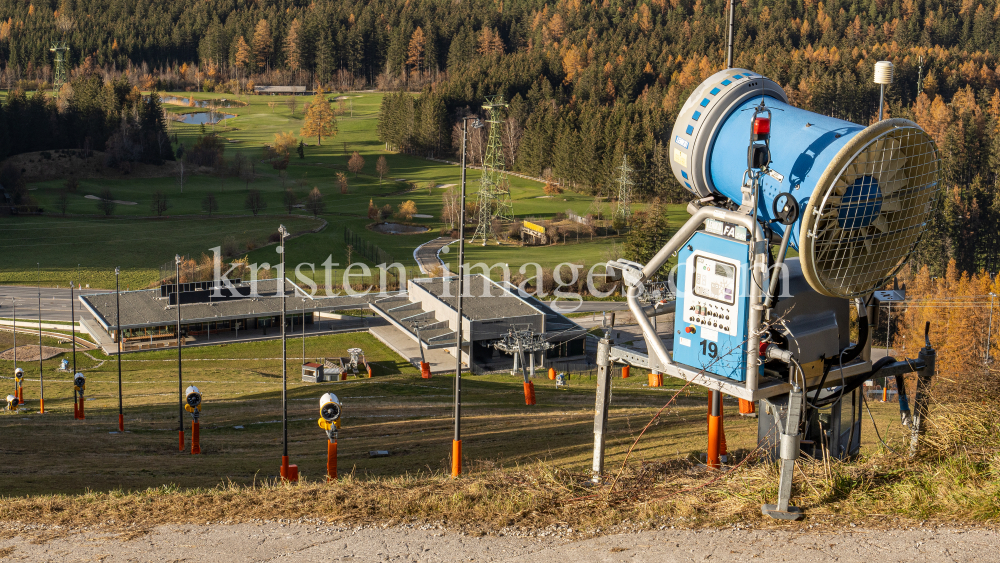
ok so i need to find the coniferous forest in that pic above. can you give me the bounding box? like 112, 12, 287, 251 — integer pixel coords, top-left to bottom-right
2, 0, 1000, 274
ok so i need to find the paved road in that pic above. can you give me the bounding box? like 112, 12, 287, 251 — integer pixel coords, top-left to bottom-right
0, 286, 109, 323
413, 237, 455, 275
0, 522, 994, 562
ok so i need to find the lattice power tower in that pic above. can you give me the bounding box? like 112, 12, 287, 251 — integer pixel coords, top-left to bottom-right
614, 155, 634, 226
471, 95, 514, 246
50, 42, 69, 89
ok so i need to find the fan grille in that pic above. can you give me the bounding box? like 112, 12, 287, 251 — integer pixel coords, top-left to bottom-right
801, 120, 941, 299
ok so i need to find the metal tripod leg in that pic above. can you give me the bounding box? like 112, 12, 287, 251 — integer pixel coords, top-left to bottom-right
762, 385, 805, 520
591, 336, 612, 483
910, 324, 936, 456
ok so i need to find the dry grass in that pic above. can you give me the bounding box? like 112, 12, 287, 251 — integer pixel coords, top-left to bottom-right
1, 423, 997, 536
1, 330, 997, 533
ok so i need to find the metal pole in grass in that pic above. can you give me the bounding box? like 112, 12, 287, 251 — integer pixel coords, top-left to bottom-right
452, 116, 481, 478
176, 255, 184, 450
115, 267, 123, 432
71, 265, 78, 377
278, 224, 296, 481
70, 278, 77, 418
11, 297, 15, 376
37, 263, 44, 414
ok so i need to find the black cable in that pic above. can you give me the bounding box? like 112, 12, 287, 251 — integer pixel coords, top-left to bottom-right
861, 392, 897, 453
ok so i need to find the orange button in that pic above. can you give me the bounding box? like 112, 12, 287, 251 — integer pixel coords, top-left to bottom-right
685, 326, 696, 334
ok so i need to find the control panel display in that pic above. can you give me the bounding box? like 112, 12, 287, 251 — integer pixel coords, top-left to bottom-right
693, 256, 736, 305
683, 253, 740, 337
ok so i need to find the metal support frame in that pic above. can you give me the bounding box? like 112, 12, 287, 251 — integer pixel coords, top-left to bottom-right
910, 323, 936, 456
762, 376, 805, 520
591, 335, 613, 482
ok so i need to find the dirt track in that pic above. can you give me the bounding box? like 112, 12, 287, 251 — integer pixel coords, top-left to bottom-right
1, 522, 996, 562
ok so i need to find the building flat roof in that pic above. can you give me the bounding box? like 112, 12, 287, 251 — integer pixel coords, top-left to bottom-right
81, 279, 393, 330
413, 276, 540, 321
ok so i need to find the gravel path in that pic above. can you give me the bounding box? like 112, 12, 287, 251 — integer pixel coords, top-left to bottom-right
0, 522, 996, 562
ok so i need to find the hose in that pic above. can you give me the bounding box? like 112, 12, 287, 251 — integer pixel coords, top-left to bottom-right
826, 297, 869, 368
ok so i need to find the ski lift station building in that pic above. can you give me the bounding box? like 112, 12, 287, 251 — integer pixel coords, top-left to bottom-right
78, 278, 385, 353
78, 274, 587, 372
370, 274, 587, 373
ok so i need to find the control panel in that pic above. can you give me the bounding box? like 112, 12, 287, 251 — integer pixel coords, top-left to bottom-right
673, 231, 751, 382
685, 254, 739, 335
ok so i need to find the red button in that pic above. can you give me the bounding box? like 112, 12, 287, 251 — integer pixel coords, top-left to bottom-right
685, 326, 696, 334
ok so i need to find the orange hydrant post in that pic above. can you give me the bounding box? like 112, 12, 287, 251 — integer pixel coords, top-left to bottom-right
707, 414, 721, 469
523, 381, 536, 405
118, 414, 124, 433
707, 390, 722, 469
191, 421, 201, 455
622, 365, 630, 379
280, 455, 299, 482
548, 367, 556, 380
78, 397, 84, 419
327, 440, 338, 481
451, 439, 462, 478
420, 362, 431, 379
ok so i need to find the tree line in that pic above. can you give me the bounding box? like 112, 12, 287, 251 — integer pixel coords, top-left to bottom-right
5, 0, 1000, 274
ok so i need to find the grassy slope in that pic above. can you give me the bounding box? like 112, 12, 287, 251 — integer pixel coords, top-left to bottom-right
0, 328, 910, 499
10, 90, 681, 288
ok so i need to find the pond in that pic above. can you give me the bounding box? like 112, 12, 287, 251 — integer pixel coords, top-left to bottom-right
369, 222, 430, 235
160, 95, 246, 108
173, 111, 235, 125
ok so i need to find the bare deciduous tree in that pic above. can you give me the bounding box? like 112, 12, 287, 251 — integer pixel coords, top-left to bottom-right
441, 185, 460, 230
151, 190, 169, 216
348, 151, 365, 176
305, 186, 325, 217
55, 190, 69, 215
502, 115, 523, 169
283, 187, 298, 213
96, 188, 116, 216
244, 189, 266, 216
202, 193, 219, 216
375, 155, 389, 185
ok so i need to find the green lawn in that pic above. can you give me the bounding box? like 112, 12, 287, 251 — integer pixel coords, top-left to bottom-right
0, 215, 321, 289
11, 90, 679, 289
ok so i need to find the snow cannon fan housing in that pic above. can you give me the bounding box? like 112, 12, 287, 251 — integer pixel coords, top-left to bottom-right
669, 69, 942, 299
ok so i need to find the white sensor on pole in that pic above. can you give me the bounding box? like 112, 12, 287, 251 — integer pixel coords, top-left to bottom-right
875, 61, 894, 121
874, 61, 895, 85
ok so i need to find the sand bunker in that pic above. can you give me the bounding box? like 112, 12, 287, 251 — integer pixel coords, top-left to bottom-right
84, 195, 137, 205
0, 345, 69, 361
